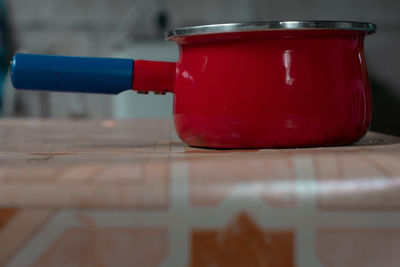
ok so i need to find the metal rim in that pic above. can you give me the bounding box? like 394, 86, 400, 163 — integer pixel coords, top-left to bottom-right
167, 20, 376, 40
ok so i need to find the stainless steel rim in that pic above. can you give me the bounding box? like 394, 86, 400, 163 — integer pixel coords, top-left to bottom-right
167, 21, 376, 40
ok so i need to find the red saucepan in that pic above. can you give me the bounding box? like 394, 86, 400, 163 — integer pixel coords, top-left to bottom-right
11, 21, 376, 148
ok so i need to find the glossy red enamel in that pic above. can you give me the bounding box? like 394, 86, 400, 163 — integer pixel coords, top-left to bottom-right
171, 30, 371, 148
133, 60, 176, 93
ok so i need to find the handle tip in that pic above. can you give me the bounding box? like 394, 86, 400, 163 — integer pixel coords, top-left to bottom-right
10, 54, 19, 89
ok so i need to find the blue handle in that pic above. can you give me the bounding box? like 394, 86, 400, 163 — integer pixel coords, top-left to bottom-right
11, 54, 133, 94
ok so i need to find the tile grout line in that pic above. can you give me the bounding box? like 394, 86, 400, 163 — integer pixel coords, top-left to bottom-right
293, 155, 324, 267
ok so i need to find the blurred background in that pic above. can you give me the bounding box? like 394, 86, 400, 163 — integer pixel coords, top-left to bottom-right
0, 0, 399, 135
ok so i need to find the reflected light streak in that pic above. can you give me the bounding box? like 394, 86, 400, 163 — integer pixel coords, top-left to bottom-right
198, 176, 400, 199
283, 50, 294, 86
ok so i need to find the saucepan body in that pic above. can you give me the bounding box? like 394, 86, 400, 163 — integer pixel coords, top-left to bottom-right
11, 21, 377, 148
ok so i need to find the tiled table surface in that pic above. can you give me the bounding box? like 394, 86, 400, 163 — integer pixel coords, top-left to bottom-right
0, 119, 400, 267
